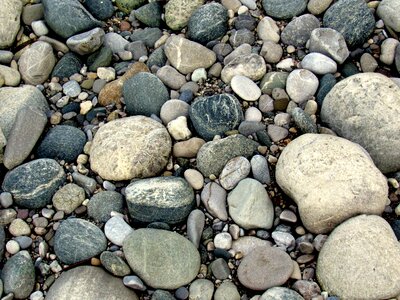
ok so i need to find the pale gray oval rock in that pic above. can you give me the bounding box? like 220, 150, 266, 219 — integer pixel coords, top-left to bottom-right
189, 279, 214, 300
261, 287, 304, 300
104, 216, 133, 246
104, 32, 129, 54
276, 134, 388, 233
66, 27, 105, 55
231, 75, 261, 101
232, 236, 271, 256
221, 54, 266, 83
160, 100, 190, 125
377, 0, 400, 32
219, 156, 251, 190
157, 66, 186, 90
317, 215, 400, 299
214, 281, 240, 300
201, 182, 228, 221
257, 17, 280, 43
301, 53, 337, 75
286, 69, 319, 103
309, 28, 349, 64
251, 155, 271, 184
187, 209, 205, 248
0, 0, 22, 49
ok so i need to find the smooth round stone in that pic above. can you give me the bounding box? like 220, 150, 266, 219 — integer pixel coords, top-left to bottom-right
9, 219, 30, 236
130, 28, 162, 49
52, 183, 85, 214
1, 251, 34, 299
165, 0, 203, 30
90, 116, 171, 181
272, 231, 295, 251
201, 182, 228, 221
321, 73, 400, 173
100, 251, 131, 277
231, 75, 261, 101
54, 218, 107, 264
267, 125, 289, 142
238, 119, 265, 135
316, 74, 336, 106
260, 72, 289, 95
224, 43, 251, 65
251, 155, 271, 184
189, 279, 214, 300
228, 178, 274, 230
214, 232, 232, 250
257, 17, 280, 43
323, 0, 375, 47
191, 68, 207, 82
378, 0, 400, 32
37, 125, 86, 163
126, 177, 194, 224
261, 287, 304, 300
184, 169, 204, 190
380, 38, 399, 65
160, 100, 190, 125
167, 116, 192, 141
83, 0, 114, 20
189, 94, 243, 141
281, 14, 320, 47
262, 0, 307, 19
156, 66, 186, 90
87, 191, 124, 223
6, 240, 20, 255
219, 156, 251, 190
245, 107, 262, 122
103, 32, 128, 54
229, 29, 255, 47
66, 28, 105, 55
46, 266, 138, 300
276, 134, 388, 233
221, 54, 266, 83
123, 228, 200, 289
31, 20, 49, 36
210, 258, 230, 280
286, 69, 319, 103
235, 14, 257, 30
14, 236, 32, 249
52, 52, 82, 79
188, 3, 228, 45
0, 0, 22, 48
317, 215, 400, 299
214, 281, 240, 300
152, 290, 176, 300
2, 159, 65, 209
63, 80, 81, 97
123, 275, 146, 291
260, 41, 283, 64
104, 216, 133, 246
187, 209, 205, 248
238, 246, 293, 290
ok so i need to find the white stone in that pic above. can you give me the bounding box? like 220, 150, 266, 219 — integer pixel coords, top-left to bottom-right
257, 17, 280, 43
97, 67, 116, 82
6, 240, 20, 255
104, 216, 134, 246
309, 28, 349, 64
245, 107, 262, 122
214, 232, 232, 250
191, 68, 207, 82
276, 58, 295, 71
301, 53, 337, 75
231, 75, 261, 101
286, 69, 319, 103
31, 20, 49, 37
167, 116, 191, 141
377, 0, 400, 32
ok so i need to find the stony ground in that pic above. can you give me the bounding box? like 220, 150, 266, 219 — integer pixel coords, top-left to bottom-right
0, 0, 400, 299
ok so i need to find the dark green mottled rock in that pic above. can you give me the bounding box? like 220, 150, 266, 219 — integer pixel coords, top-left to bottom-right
116, 0, 146, 13
323, 0, 375, 47
197, 134, 259, 177
2, 159, 66, 209
36, 125, 86, 162
147, 46, 167, 69
1, 251, 34, 299
46, 266, 138, 300
341, 62, 360, 77
256, 130, 273, 147
83, 0, 114, 20
134, 2, 162, 27
87, 46, 113, 72
189, 94, 243, 141
42, 0, 102, 39
291, 108, 318, 134
123, 228, 200, 289
54, 218, 107, 264
396, 44, 400, 74
0, 226, 4, 260
126, 177, 195, 224
87, 191, 124, 223
281, 14, 320, 47
260, 72, 289, 95
262, 0, 307, 19
130, 28, 162, 48
52, 52, 82, 79
152, 290, 176, 300
100, 251, 131, 277
123, 72, 169, 116
188, 3, 228, 45
316, 74, 336, 106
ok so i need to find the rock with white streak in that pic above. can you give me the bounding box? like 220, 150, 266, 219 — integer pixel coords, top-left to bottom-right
309, 28, 349, 64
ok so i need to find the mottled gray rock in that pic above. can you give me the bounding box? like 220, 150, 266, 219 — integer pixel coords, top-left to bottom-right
165, 0, 204, 30
221, 54, 266, 83
156, 66, 186, 90
104, 32, 129, 54
100, 251, 131, 277
219, 156, 251, 190
291, 107, 318, 133
251, 155, 271, 184
83, 0, 114, 20
66, 28, 105, 55
261, 287, 304, 300
52, 52, 83, 79
134, 2, 162, 28
286, 69, 319, 103
309, 28, 349, 64
260, 72, 289, 94
0, 0, 22, 49
52, 183, 85, 214
189, 279, 214, 300
214, 281, 240, 300
87, 191, 124, 223
377, 0, 400, 32
201, 182, 228, 221
281, 14, 320, 47
262, 0, 307, 19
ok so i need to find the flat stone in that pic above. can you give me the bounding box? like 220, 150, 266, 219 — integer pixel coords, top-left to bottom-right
286, 69, 319, 103
0, 50, 13, 64
377, 0, 400, 32
83, 0, 114, 20
224, 43, 251, 65
187, 209, 205, 248
103, 32, 129, 54
52, 52, 83, 79
104, 216, 134, 246
309, 28, 349, 64
276, 134, 388, 233
251, 155, 271, 184
0, 0, 22, 49
52, 183, 85, 214
2, 159, 65, 209
54, 218, 107, 264
165, 0, 204, 30
211, 258, 230, 279
301, 53, 337, 75
201, 182, 228, 221
90, 116, 171, 181
66, 28, 105, 55
100, 251, 131, 277
267, 125, 288, 142
126, 177, 194, 224
221, 54, 266, 83
134, 2, 162, 27
231, 75, 261, 101
281, 14, 320, 47
260, 287, 304, 300
46, 266, 138, 300
317, 215, 400, 299
260, 41, 283, 64
87, 191, 124, 223
22, 3, 44, 26
262, 0, 307, 19
9, 219, 30, 236
173, 137, 205, 158
214, 282, 240, 300
189, 279, 214, 300
123, 228, 200, 289
160, 100, 190, 125
130, 28, 162, 48
219, 156, 251, 190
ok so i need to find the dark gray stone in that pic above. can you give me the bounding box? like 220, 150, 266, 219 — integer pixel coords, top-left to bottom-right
0, 226, 5, 260
196, 134, 259, 177
1, 251, 34, 299
235, 14, 257, 31
188, 3, 228, 45
341, 62, 360, 77
125, 41, 148, 60
238, 121, 266, 136
52, 52, 83, 79
14, 236, 33, 249
83, 0, 114, 20
152, 290, 175, 300
211, 258, 230, 280
395, 44, 400, 74
323, 0, 375, 47
134, 2, 162, 27
116, 0, 146, 13
262, 0, 307, 19
87, 46, 113, 72
292, 108, 318, 134
130, 28, 162, 48
123, 72, 169, 116
229, 29, 255, 47
281, 14, 320, 47
2, 159, 65, 209
126, 177, 195, 224
42, 0, 102, 39
100, 251, 131, 277
189, 94, 243, 141
46, 266, 138, 300
147, 46, 167, 69
54, 218, 107, 264
87, 191, 124, 223
316, 74, 336, 106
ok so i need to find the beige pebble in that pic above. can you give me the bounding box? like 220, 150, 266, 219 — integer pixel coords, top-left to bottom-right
167, 116, 191, 141
184, 169, 204, 190
80, 101, 92, 115
9, 219, 31, 236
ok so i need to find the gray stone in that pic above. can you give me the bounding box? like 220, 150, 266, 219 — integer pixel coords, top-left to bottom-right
0, 0, 22, 49
87, 46, 113, 72
261, 287, 304, 300
52, 52, 83, 79
130, 28, 162, 48
104, 32, 129, 54
54, 218, 107, 264
267, 125, 288, 142
257, 17, 280, 43
187, 209, 205, 248
104, 216, 133, 246
189, 279, 214, 300
238, 121, 265, 136
307, 0, 332, 15
123, 275, 146, 291
126, 177, 194, 224
152, 290, 175, 300
66, 28, 105, 55
125, 41, 148, 61
201, 182, 228, 221
189, 94, 243, 141
123, 228, 200, 289
147, 46, 166, 69
156, 66, 186, 90
83, 0, 114, 20
0, 50, 13, 64
116, 0, 145, 13
46, 266, 138, 300
87, 191, 124, 223
377, 0, 400, 32
160, 100, 190, 125
281, 14, 320, 47
211, 258, 230, 280
2, 159, 65, 209
214, 282, 240, 300
291, 107, 318, 133
72, 172, 97, 194
221, 54, 266, 83
380, 38, 399, 65
219, 156, 251, 190
0, 65, 20, 87
262, 0, 307, 19
224, 43, 251, 65
260, 41, 283, 64
301, 53, 337, 75
52, 183, 85, 214
134, 2, 162, 27
251, 155, 271, 184
0, 226, 5, 261
229, 29, 255, 49
286, 69, 319, 103
63, 80, 81, 97
165, 0, 204, 30
321, 73, 400, 173
260, 72, 289, 94
316, 73, 336, 106
22, 3, 44, 26
100, 251, 131, 277
231, 75, 261, 101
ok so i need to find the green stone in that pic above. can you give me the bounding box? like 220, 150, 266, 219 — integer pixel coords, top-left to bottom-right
87, 46, 113, 72
100, 251, 131, 277
260, 72, 289, 95
165, 0, 204, 30
134, 2, 162, 28
116, 0, 146, 13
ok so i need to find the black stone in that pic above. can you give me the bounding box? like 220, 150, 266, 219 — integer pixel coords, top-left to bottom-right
238, 121, 266, 136
87, 191, 124, 223
134, 2, 163, 28
235, 14, 257, 31
130, 28, 162, 48
86, 107, 107, 122
316, 74, 336, 106
147, 46, 167, 69
83, 0, 114, 20
262, 0, 307, 19
61, 102, 80, 114
229, 29, 255, 47
391, 220, 400, 240
256, 130, 273, 147
52, 53, 82, 79
291, 107, 318, 134
147, 222, 171, 230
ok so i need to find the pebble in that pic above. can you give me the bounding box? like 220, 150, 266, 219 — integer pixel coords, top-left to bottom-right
245, 107, 262, 122
219, 156, 251, 190
6, 240, 20, 255
214, 281, 240, 300
221, 54, 266, 83
286, 69, 319, 103
167, 116, 192, 141
307, 0, 332, 15
0, 65, 20, 87
272, 231, 296, 251
260, 41, 283, 64
231, 75, 261, 101
156, 66, 186, 90
104, 216, 134, 246
63, 80, 81, 97
201, 182, 228, 221
380, 38, 399, 65
0, 0, 22, 48
160, 100, 190, 125
214, 232, 233, 250
281, 14, 320, 47
97, 67, 116, 82
211, 258, 230, 279
173, 137, 205, 158
251, 155, 271, 184
189, 279, 214, 300
191, 68, 208, 82
257, 17, 280, 43
301, 53, 337, 75
52, 183, 85, 214
0, 192, 13, 208
291, 107, 318, 133
260, 287, 304, 300
377, 0, 400, 32
184, 169, 204, 190
187, 209, 205, 248
267, 125, 289, 142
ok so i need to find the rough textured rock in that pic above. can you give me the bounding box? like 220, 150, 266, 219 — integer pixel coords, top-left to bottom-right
0, 0, 22, 49
90, 116, 171, 181
377, 0, 400, 32
52, 52, 83, 79
317, 215, 400, 299
281, 14, 320, 47
52, 183, 85, 214
260, 287, 304, 300
221, 54, 266, 83
46, 266, 138, 300
276, 134, 388, 233
123, 228, 200, 289
262, 0, 307, 19
321, 73, 400, 173
165, 0, 204, 30
87, 191, 124, 223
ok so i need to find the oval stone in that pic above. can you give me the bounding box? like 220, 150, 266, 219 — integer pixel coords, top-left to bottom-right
0, 0, 22, 49
301, 53, 337, 75
262, 0, 307, 19
231, 75, 261, 101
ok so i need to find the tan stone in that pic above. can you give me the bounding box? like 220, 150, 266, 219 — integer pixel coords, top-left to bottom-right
173, 137, 205, 158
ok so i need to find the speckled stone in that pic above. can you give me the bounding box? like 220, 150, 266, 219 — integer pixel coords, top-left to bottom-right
165, 0, 204, 30
262, 0, 307, 19
87, 191, 124, 223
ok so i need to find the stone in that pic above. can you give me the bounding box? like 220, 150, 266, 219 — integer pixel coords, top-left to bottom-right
156, 66, 186, 90
46, 266, 138, 300
189, 279, 214, 300
238, 246, 293, 290
0, 226, 4, 260
147, 46, 167, 69
316, 74, 336, 106
66, 28, 105, 55
317, 215, 400, 299
231, 75, 261, 101
88, 46, 113, 72
286, 69, 319, 103
9, 219, 30, 236
251, 155, 271, 184
87, 191, 124, 223
83, 0, 114, 20
18, 41, 56, 85
100, 251, 131, 277
134, 2, 162, 27
219, 156, 251, 190
257, 17, 280, 43
260, 72, 289, 94
260, 41, 283, 64
63, 80, 81, 97
262, 0, 307, 19
0, 65, 20, 87
173, 137, 205, 158
281, 14, 319, 47
211, 258, 230, 279
260, 287, 304, 300
123, 72, 169, 116
187, 209, 205, 248
214, 282, 240, 300
201, 182, 228, 221
103, 32, 129, 54
52, 53, 82, 79
321, 73, 400, 173
245, 107, 262, 122
309, 28, 350, 64
90, 116, 171, 181
291, 107, 318, 134
160, 100, 190, 124
230, 29, 255, 47
2, 159, 65, 209
214, 233, 232, 250
301, 53, 337, 75
116, 0, 145, 13
184, 169, 204, 190
0, 0, 22, 49
37, 125, 86, 162
323, 0, 375, 47
224, 43, 251, 65
104, 216, 133, 246
276, 134, 388, 233
221, 54, 266, 83
380, 38, 399, 65
130, 28, 162, 48
1, 251, 34, 299
267, 125, 289, 142
31, 20, 49, 36
52, 183, 85, 214
126, 176, 194, 224
165, 0, 204, 30
123, 228, 200, 289
0, 50, 13, 64
152, 290, 175, 300
188, 3, 228, 45
189, 94, 243, 141
22, 3, 44, 26
377, 0, 400, 32
42, 0, 102, 39
54, 218, 107, 264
